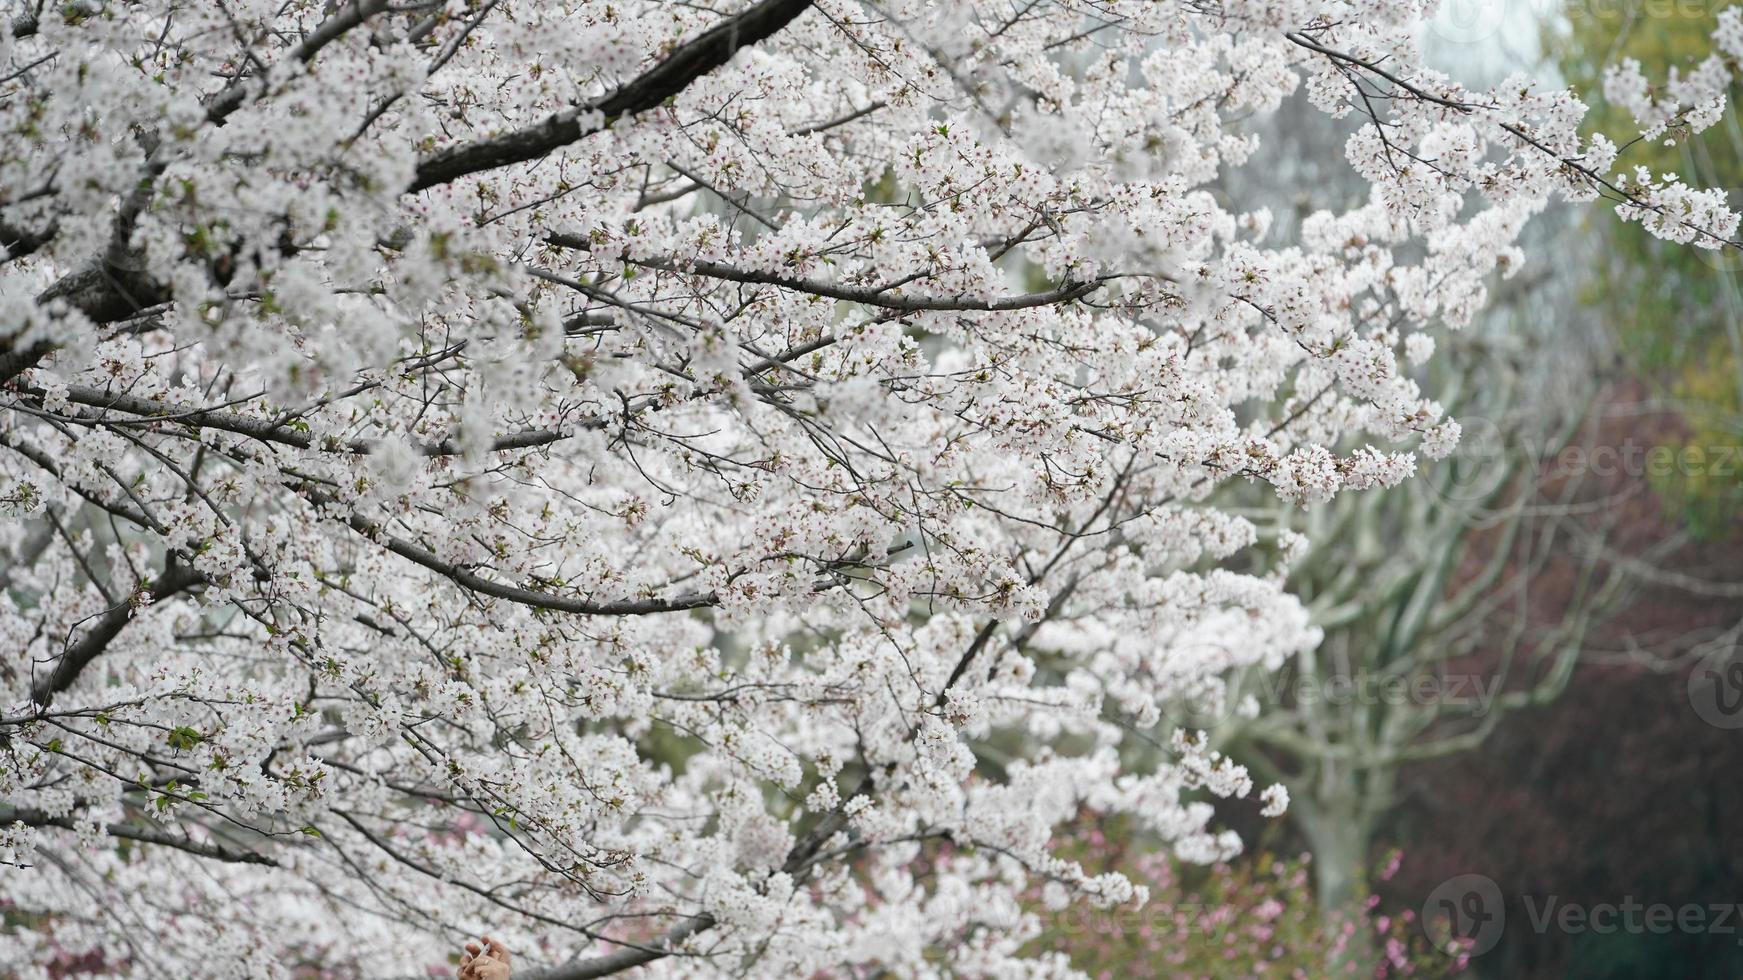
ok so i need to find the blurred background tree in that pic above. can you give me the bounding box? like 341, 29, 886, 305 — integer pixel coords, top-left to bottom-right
1183, 79, 1632, 920
1359, 10, 1743, 978
1206, 332, 1632, 916
1549, 0, 1743, 535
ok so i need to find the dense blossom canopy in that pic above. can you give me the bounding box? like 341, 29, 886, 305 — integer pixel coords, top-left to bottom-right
1, 1, 1737, 976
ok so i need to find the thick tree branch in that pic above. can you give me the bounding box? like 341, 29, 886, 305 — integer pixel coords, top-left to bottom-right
1, 1, 399, 386
3, 0, 812, 386
524, 774, 864, 979
0, 218, 54, 262
32, 560, 204, 707
409, 0, 814, 191
542, 236, 1112, 311
204, 0, 397, 123
522, 916, 716, 980
295, 482, 722, 615
26, 384, 579, 457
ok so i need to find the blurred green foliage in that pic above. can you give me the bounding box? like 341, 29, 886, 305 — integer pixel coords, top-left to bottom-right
1550, 0, 1743, 534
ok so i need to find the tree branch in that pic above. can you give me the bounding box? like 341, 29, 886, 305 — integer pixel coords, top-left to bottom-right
543, 236, 1111, 312
32, 560, 204, 707
410, 0, 814, 191
0, 807, 278, 866
27, 384, 579, 457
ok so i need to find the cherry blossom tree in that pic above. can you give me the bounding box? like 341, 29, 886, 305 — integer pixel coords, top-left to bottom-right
1, 1, 1739, 976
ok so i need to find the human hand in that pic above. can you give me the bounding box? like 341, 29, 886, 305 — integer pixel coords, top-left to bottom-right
458, 935, 511, 980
